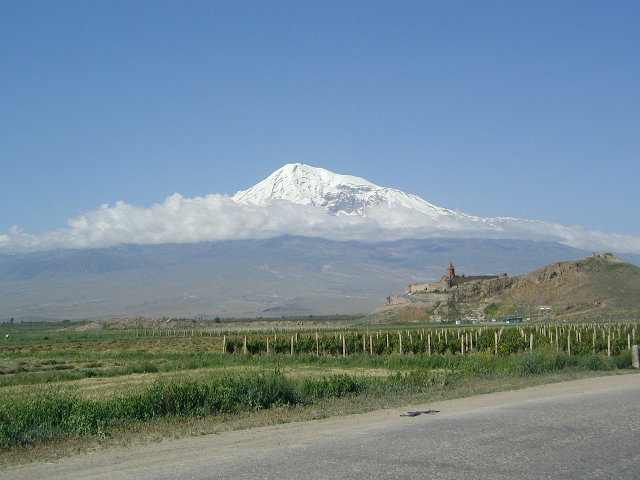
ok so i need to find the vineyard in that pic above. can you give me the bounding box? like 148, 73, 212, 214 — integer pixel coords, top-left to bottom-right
0, 320, 638, 454
219, 322, 639, 357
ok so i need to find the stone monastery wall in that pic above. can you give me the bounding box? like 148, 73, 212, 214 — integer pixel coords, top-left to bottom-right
405, 263, 505, 295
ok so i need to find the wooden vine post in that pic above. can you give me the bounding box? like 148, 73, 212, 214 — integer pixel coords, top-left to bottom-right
222, 335, 227, 354
494, 331, 499, 356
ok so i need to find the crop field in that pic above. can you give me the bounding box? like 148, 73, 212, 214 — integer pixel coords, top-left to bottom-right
0, 320, 637, 457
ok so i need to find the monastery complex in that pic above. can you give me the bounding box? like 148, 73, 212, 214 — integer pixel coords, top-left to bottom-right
405, 263, 507, 294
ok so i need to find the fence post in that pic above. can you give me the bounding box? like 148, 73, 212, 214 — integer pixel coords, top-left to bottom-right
632, 345, 640, 369
222, 335, 226, 353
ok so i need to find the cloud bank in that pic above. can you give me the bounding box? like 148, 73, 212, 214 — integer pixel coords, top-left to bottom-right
2, 193, 640, 253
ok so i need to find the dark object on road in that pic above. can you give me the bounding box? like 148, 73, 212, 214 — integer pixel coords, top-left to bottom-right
400, 410, 439, 417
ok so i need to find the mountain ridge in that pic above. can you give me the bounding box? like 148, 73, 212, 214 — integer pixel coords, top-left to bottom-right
1, 236, 609, 321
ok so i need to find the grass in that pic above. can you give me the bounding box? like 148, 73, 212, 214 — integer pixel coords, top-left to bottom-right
0, 320, 637, 464
0, 349, 632, 451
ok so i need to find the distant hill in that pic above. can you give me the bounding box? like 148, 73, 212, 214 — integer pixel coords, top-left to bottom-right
481, 253, 640, 310
374, 253, 640, 322
0, 236, 614, 321
3, 163, 640, 321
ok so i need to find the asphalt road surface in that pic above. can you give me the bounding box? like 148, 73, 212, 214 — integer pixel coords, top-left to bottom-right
3, 374, 639, 480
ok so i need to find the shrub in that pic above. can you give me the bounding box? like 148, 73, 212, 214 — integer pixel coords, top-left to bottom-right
497, 329, 527, 356
576, 354, 614, 371
613, 350, 632, 368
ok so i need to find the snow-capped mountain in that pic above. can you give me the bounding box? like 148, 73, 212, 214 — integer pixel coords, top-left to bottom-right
3, 163, 640, 254
232, 163, 519, 229
232, 163, 473, 220
229, 163, 640, 254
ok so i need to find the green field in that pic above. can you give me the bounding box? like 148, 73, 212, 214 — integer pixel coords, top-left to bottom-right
0, 319, 637, 460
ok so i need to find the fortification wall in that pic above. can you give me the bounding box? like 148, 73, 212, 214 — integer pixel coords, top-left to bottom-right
405, 281, 446, 294
407, 274, 504, 294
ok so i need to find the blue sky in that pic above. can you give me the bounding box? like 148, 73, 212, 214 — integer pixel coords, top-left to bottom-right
2, 0, 639, 241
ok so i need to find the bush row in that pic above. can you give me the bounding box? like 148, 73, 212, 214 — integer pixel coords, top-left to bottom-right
0, 371, 373, 449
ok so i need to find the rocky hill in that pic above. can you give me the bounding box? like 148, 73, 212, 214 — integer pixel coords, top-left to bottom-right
373, 253, 640, 322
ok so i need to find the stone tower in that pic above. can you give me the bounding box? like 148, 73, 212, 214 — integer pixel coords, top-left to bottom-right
446, 262, 456, 279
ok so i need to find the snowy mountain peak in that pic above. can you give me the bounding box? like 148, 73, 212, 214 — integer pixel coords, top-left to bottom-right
232, 163, 462, 218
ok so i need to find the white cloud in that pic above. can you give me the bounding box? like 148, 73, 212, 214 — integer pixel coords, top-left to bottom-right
2, 193, 640, 253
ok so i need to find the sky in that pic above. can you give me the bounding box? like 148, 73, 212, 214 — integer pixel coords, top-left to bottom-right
1, 1, 639, 249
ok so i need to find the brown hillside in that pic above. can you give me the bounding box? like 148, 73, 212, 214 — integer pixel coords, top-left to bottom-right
489, 253, 640, 310
373, 253, 640, 322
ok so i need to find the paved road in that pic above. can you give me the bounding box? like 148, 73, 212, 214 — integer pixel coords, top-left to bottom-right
3, 374, 639, 480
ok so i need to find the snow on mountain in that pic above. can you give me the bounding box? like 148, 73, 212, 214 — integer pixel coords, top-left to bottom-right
231, 163, 523, 231
2, 163, 640, 254
232, 163, 472, 220
229, 163, 640, 253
